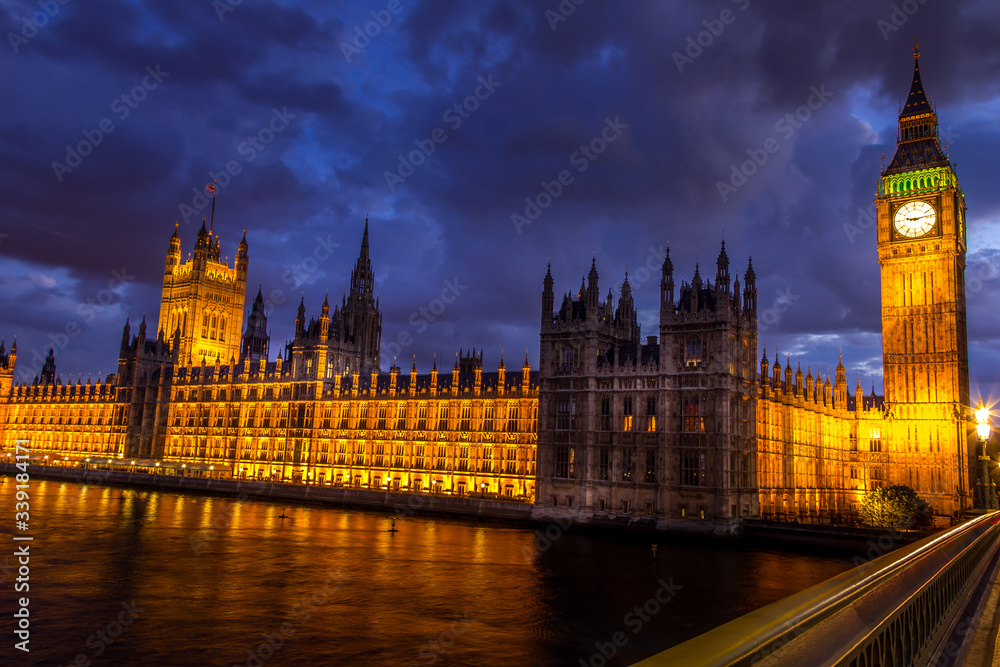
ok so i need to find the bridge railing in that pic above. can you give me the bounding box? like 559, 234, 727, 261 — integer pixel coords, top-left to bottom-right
634, 512, 1000, 667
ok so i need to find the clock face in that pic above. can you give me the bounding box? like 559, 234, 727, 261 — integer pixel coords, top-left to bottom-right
893, 200, 936, 238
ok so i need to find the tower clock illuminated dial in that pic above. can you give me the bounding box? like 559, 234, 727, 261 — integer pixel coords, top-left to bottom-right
893, 200, 936, 238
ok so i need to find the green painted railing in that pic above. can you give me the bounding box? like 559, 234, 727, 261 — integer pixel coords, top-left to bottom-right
634, 513, 1000, 666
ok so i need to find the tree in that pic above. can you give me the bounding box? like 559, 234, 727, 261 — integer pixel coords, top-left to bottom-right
859, 484, 934, 530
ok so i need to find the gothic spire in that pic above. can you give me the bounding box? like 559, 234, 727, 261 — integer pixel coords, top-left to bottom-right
900, 40, 932, 120
350, 218, 375, 297
361, 216, 370, 262
884, 44, 948, 175
717, 239, 729, 269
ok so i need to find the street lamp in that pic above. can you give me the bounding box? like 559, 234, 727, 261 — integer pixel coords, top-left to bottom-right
975, 398, 996, 510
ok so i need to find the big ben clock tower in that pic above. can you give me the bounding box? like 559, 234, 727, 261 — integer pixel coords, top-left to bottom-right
876, 43, 972, 515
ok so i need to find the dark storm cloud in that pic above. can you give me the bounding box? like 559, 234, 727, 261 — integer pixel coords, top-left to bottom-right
1, 0, 998, 397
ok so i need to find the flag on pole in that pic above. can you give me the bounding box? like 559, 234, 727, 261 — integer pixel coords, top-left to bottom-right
206, 183, 217, 194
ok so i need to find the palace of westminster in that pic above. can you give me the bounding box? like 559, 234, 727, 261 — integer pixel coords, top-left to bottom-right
0, 52, 978, 526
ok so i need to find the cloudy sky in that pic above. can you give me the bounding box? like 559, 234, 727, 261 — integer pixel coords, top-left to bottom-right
1, 0, 998, 402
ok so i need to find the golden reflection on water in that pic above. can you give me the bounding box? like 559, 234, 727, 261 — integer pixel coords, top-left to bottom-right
9, 478, 855, 666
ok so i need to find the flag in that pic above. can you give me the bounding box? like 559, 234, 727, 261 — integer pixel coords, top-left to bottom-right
206, 183, 217, 194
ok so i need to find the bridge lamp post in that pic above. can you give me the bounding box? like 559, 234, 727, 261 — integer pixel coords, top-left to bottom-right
975, 399, 995, 510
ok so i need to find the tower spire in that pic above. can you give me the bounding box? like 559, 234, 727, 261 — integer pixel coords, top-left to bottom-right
350, 217, 374, 296
900, 40, 932, 119
883, 45, 949, 177
361, 216, 370, 261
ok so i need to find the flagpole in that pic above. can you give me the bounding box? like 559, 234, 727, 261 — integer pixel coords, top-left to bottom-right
208, 180, 217, 237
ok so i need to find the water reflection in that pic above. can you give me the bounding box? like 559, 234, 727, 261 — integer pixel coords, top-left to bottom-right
6, 479, 853, 666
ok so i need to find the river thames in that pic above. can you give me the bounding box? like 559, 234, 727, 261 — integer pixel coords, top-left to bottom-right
2, 478, 856, 666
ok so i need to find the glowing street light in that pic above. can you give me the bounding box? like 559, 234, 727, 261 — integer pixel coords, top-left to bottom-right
975, 398, 996, 510
976, 399, 992, 442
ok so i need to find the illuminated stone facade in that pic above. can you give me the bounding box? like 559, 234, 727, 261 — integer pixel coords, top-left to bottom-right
0, 51, 976, 523
875, 49, 973, 515
755, 353, 888, 522
0, 224, 538, 501
158, 221, 248, 365
162, 351, 537, 497
0, 339, 122, 461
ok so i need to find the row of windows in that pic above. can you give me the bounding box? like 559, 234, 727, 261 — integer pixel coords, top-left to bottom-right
7, 411, 115, 426
201, 313, 228, 342
887, 172, 942, 193
901, 122, 934, 142
553, 446, 672, 485
166, 440, 536, 473
169, 402, 538, 432
552, 395, 704, 433
553, 447, 754, 489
